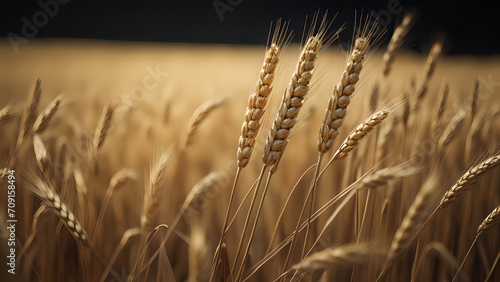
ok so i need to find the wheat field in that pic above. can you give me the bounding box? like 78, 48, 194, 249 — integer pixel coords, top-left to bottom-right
1, 14, 500, 282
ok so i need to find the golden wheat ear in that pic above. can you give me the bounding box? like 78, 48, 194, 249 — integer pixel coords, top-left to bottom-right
439, 152, 500, 209
24, 175, 90, 246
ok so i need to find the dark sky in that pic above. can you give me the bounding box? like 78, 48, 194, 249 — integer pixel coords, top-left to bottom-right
0, 0, 497, 54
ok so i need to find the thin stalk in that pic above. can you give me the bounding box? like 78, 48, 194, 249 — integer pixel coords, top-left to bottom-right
236, 170, 273, 281
231, 165, 267, 275
453, 236, 478, 282
301, 154, 323, 259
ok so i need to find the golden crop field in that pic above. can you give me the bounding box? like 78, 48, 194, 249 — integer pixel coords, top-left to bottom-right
1, 14, 500, 282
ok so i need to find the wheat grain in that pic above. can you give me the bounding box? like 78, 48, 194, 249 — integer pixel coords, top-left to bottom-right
318, 37, 370, 154
439, 153, 500, 208
33, 95, 62, 134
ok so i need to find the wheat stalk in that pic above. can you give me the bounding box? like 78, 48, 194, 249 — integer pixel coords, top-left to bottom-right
188, 223, 211, 282
33, 95, 63, 134
318, 37, 370, 154
439, 152, 500, 209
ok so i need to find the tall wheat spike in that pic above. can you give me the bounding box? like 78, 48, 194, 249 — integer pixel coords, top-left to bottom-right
318, 37, 370, 154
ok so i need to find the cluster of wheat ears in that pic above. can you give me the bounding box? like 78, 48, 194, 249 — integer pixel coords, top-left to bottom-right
1, 12, 500, 282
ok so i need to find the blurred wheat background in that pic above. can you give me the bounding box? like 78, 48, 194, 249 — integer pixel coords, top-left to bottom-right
1, 8, 500, 282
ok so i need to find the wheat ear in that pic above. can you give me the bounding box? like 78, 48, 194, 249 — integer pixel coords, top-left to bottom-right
25, 175, 89, 245
382, 10, 416, 77
469, 78, 479, 120
237, 43, 280, 168
181, 96, 226, 150
318, 37, 370, 154
290, 243, 384, 275
20, 79, 42, 140
33, 134, 52, 176
263, 35, 323, 171
359, 163, 422, 189
94, 168, 137, 239
141, 151, 170, 232
380, 171, 441, 279
438, 109, 467, 148
439, 152, 500, 209
33, 95, 63, 134
416, 41, 443, 104
332, 110, 389, 161
436, 83, 449, 121
94, 103, 115, 151
0, 106, 11, 124
477, 205, 500, 236
10, 79, 42, 167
